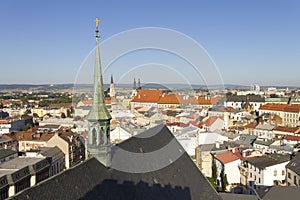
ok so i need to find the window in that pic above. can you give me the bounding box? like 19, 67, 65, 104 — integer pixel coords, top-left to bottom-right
259, 178, 261, 183
294, 176, 297, 185
274, 170, 277, 176
282, 170, 285, 176
250, 173, 252, 178
288, 172, 291, 179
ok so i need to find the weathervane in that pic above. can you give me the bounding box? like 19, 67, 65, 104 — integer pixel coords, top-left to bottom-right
95, 17, 100, 37
95, 17, 100, 29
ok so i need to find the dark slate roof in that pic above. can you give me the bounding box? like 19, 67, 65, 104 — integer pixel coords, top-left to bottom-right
39, 146, 63, 158
253, 139, 274, 147
11, 124, 220, 200
0, 149, 17, 159
235, 134, 257, 146
256, 186, 300, 200
226, 95, 265, 103
219, 193, 258, 200
286, 153, 300, 176
248, 154, 290, 169
40, 124, 61, 129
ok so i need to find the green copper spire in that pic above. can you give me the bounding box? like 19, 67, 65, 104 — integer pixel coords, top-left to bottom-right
87, 18, 112, 122
87, 18, 112, 167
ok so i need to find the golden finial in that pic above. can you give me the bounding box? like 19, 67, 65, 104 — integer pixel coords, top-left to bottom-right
95, 18, 100, 29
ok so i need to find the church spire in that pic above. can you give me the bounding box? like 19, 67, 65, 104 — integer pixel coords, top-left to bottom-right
138, 78, 141, 90
133, 78, 136, 90
87, 18, 111, 122
87, 18, 112, 167
110, 74, 114, 84
109, 74, 115, 97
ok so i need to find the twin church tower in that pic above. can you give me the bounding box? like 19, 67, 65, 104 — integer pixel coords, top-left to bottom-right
86, 18, 112, 167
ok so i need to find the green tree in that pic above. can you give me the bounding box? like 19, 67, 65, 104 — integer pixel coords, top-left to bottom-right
61, 113, 66, 118
207, 161, 218, 190
33, 113, 39, 118
24, 109, 31, 115
22, 123, 32, 131
221, 170, 229, 191
12, 101, 21, 108
39, 100, 50, 107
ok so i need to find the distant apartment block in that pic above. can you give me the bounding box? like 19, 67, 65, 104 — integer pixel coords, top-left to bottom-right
259, 103, 300, 127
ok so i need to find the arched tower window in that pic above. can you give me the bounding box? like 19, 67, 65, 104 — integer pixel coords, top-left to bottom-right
106, 127, 110, 144
99, 127, 104, 145
92, 128, 97, 145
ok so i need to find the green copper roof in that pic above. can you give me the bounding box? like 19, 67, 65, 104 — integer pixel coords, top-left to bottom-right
87, 28, 112, 122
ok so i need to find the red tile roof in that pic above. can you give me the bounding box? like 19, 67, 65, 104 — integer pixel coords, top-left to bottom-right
131, 89, 162, 103
260, 103, 300, 113
166, 122, 189, 128
0, 100, 12, 106
158, 94, 181, 104
203, 116, 223, 126
0, 120, 8, 124
214, 151, 239, 164
131, 90, 221, 106
284, 135, 300, 141
273, 126, 300, 133
198, 97, 219, 105
189, 121, 203, 128
244, 124, 257, 129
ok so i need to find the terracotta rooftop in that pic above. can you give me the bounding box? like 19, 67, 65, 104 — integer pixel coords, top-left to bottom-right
166, 122, 189, 128
260, 103, 300, 113
0, 120, 8, 124
203, 116, 223, 126
82, 98, 113, 105
284, 135, 300, 141
198, 97, 219, 105
273, 126, 300, 133
132, 89, 162, 103
214, 151, 239, 164
157, 94, 181, 104
244, 123, 257, 129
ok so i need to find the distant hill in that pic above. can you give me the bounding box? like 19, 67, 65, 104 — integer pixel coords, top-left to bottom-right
0, 83, 298, 91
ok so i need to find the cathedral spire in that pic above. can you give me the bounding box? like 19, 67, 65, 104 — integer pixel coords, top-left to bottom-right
138, 78, 141, 90
133, 78, 136, 90
87, 18, 112, 167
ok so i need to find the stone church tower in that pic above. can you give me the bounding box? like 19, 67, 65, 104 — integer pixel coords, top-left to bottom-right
86, 18, 112, 167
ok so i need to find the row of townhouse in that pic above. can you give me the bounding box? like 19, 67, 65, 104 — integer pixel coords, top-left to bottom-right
5, 127, 86, 169
259, 103, 300, 127
0, 147, 64, 199
214, 149, 291, 193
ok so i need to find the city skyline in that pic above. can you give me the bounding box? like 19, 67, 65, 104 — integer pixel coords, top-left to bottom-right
0, 0, 299, 86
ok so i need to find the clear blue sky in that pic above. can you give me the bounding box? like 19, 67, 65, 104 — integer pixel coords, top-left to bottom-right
0, 0, 299, 86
